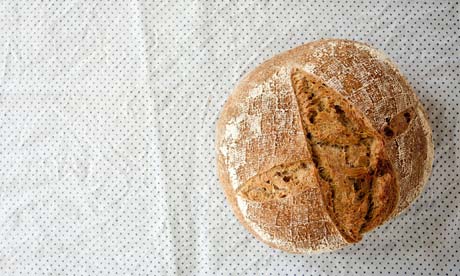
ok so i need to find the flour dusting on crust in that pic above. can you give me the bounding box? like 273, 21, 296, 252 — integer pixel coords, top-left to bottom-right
216, 39, 433, 253
354, 42, 398, 70
218, 67, 306, 190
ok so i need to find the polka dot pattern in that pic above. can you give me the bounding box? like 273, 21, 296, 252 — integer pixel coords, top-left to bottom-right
0, 1, 458, 275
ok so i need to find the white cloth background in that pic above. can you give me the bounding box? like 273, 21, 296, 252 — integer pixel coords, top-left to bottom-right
0, 1, 458, 275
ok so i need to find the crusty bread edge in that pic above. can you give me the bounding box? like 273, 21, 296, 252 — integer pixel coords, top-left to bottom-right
215, 38, 434, 253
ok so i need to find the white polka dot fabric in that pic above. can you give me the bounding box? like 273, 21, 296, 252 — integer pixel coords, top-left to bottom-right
0, 1, 458, 275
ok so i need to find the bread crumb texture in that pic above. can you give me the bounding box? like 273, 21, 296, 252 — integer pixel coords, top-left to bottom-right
291, 69, 398, 241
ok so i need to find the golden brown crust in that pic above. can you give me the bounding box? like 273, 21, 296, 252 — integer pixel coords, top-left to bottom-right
216, 39, 434, 253
215, 66, 348, 253
291, 69, 399, 240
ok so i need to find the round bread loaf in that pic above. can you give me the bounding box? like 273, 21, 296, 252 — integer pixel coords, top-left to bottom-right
215, 39, 434, 253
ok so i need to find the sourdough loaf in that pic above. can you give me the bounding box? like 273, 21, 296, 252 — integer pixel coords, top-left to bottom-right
216, 39, 434, 253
